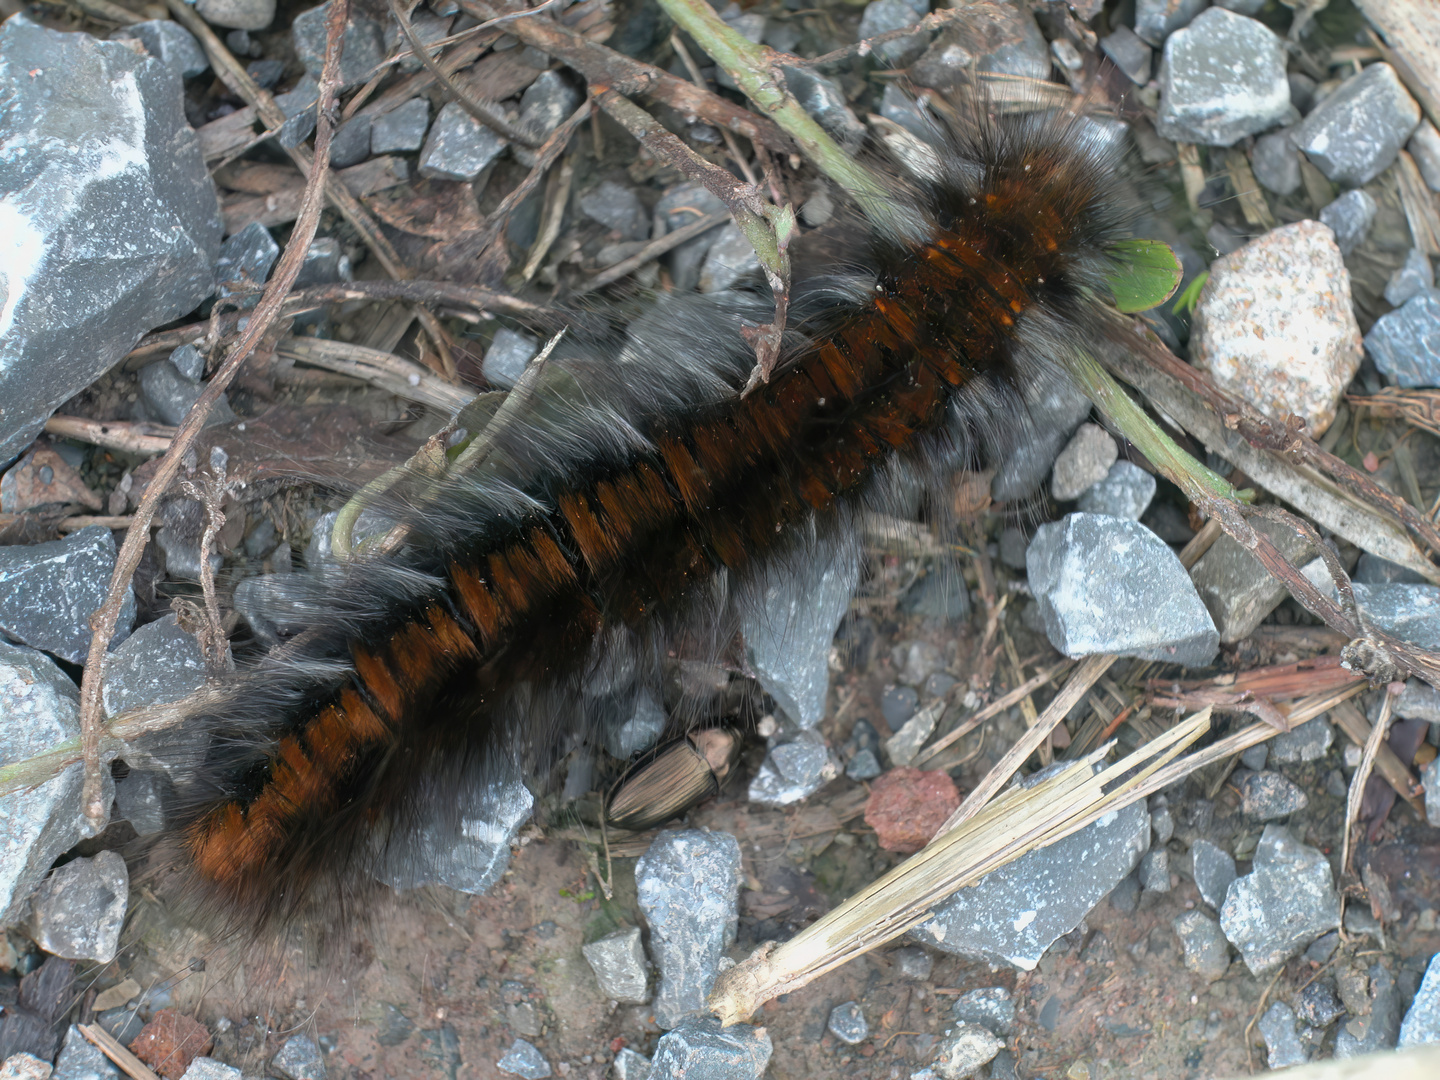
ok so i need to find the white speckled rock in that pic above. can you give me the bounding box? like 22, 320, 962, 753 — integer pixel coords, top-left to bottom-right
1190, 220, 1362, 434
1154, 8, 1291, 147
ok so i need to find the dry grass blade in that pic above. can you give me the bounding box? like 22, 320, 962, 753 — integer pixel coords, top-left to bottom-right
911, 658, 1074, 767
79, 1023, 161, 1080
1342, 683, 1399, 875
1350, 387, 1440, 440
708, 708, 1212, 1025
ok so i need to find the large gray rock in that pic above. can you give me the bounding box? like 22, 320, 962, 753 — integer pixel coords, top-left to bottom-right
648, 1017, 771, 1080
748, 729, 835, 806
1219, 824, 1341, 976
372, 771, 533, 894
0, 641, 114, 926
738, 537, 858, 729
1351, 583, 1440, 649
1027, 514, 1218, 667
636, 829, 741, 1028
1400, 952, 1440, 1047
101, 614, 208, 720
0, 526, 136, 664
292, 0, 387, 90
1134, 0, 1207, 46
913, 763, 1150, 970
1155, 9, 1291, 147
111, 21, 209, 82
581, 926, 649, 1005
1292, 63, 1421, 186
26, 851, 127, 963
1189, 517, 1316, 643
0, 16, 222, 462
418, 102, 509, 182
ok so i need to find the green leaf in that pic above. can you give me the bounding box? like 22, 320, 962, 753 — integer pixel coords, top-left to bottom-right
1108, 239, 1183, 313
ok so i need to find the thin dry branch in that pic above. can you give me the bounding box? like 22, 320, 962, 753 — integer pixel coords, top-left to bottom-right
910, 658, 1075, 767
276, 337, 475, 411
1343, 682, 1400, 874
580, 210, 729, 292
75, 0, 351, 824
44, 416, 173, 455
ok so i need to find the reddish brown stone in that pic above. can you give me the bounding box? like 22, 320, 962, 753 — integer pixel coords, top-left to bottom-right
129, 1009, 213, 1080
864, 767, 961, 853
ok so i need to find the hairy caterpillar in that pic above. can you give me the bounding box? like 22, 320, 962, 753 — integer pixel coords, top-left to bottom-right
158, 96, 1137, 936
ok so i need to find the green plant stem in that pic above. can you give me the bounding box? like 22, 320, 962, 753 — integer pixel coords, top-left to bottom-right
1062, 350, 1242, 508
654, 0, 915, 240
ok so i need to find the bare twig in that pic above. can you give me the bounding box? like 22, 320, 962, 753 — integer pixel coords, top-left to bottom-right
911, 658, 1075, 767
76, 0, 351, 824
63, 0, 142, 23
179, 449, 233, 675
580, 210, 729, 293
521, 154, 577, 281
1343, 682, 1401, 875
276, 337, 474, 411
669, 30, 759, 187
44, 416, 173, 455
389, 0, 541, 147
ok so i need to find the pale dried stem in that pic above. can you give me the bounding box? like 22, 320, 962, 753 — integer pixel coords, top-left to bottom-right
1343, 683, 1399, 876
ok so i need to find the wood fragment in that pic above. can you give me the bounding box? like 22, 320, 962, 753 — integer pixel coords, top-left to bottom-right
1331, 698, 1423, 817
79, 1023, 160, 1080
1343, 684, 1399, 874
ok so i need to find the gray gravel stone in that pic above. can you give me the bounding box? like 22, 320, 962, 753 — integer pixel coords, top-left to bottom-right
113, 769, 165, 836
950, 988, 1013, 1036
1320, 189, 1378, 255
1135, 0, 1207, 45
1295, 979, 1346, 1028
194, 0, 273, 30
0, 16, 222, 462
579, 181, 648, 241
2, 1054, 56, 1080
738, 537, 857, 729
26, 851, 127, 963
1260, 1001, 1307, 1068
178, 1058, 241, 1080
139, 354, 235, 428
1219, 824, 1341, 976
496, 1038, 550, 1079
1075, 460, 1155, 521
749, 730, 834, 806
602, 690, 667, 760
992, 377, 1092, 502
1027, 514, 1219, 667
1394, 679, 1440, 722
1292, 63, 1420, 186
1270, 716, 1333, 764
370, 97, 430, 154
1366, 289, 1440, 388
914, 762, 1150, 970
1100, 25, 1151, 85
931, 1023, 1002, 1080
698, 222, 762, 293
1174, 911, 1230, 981
880, 85, 938, 142
54, 1023, 121, 1080
0, 642, 114, 925
1155, 9, 1291, 147
1191, 839, 1238, 910
274, 75, 320, 150
828, 1001, 868, 1044
270, 1035, 325, 1080
582, 927, 649, 1004
656, 182, 727, 292
1241, 743, 1268, 771
1139, 847, 1170, 892
1349, 583, 1440, 648
482, 327, 539, 389
1413, 120, 1440, 191
328, 115, 372, 168
1051, 423, 1117, 501
1150, 800, 1174, 844
648, 1017, 771, 1080
1399, 952, 1440, 1047
883, 686, 919, 729
293, 0, 386, 89
612, 1048, 651, 1080
1385, 248, 1434, 307
1335, 963, 1400, 1058
113, 20, 208, 80
516, 71, 582, 152
419, 102, 508, 181
636, 829, 741, 1028
215, 221, 280, 305
1252, 129, 1301, 194
1240, 771, 1308, 819
1189, 220, 1362, 432
885, 698, 945, 768
1190, 517, 1317, 643
894, 945, 934, 981
857, 0, 926, 64
783, 67, 865, 150
0, 526, 135, 663
372, 770, 533, 894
